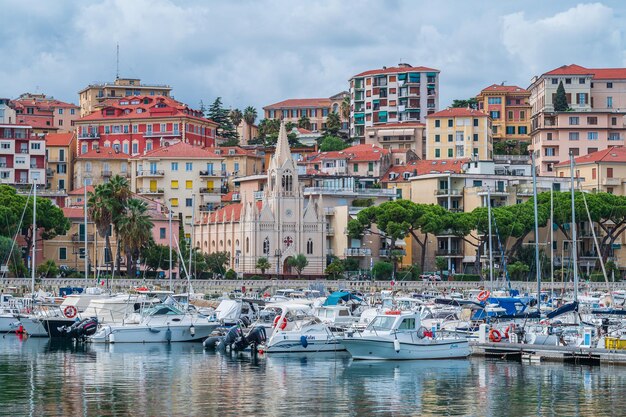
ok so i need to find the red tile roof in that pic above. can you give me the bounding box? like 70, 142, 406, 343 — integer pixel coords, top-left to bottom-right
68, 186, 94, 195
15, 115, 57, 130
479, 84, 529, 94
206, 146, 260, 157
45, 132, 74, 146
543, 64, 626, 80
264, 98, 331, 110
296, 127, 313, 134
62, 207, 86, 218
352, 65, 439, 78
201, 201, 263, 224
381, 159, 468, 183
555, 146, 626, 166
426, 108, 489, 118
308, 144, 390, 163
140, 141, 222, 159
77, 148, 131, 159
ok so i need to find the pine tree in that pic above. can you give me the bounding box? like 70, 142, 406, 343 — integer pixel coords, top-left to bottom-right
554, 81, 568, 112
207, 97, 238, 142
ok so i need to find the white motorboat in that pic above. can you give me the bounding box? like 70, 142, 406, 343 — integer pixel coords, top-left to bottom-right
260, 304, 344, 353
341, 311, 470, 360
89, 304, 220, 343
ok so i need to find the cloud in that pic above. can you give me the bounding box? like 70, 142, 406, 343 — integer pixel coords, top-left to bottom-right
0, 1, 624, 119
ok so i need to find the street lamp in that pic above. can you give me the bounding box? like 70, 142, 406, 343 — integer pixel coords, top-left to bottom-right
275, 248, 282, 276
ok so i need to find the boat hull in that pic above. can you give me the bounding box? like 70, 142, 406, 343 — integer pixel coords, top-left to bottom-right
18, 316, 48, 337
90, 323, 219, 343
342, 337, 470, 360
263, 337, 345, 353
0, 315, 20, 332
41, 318, 79, 338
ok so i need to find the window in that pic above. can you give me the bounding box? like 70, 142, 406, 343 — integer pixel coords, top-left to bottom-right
587, 117, 597, 125
133, 125, 138, 133
579, 78, 586, 84
435, 149, 440, 158
518, 126, 527, 134
234, 162, 240, 172
508, 111, 513, 120
609, 133, 620, 141
368, 162, 374, 171
552, 78, 558, 85
78, 248, 85, 259
160, 228, 166, 239
545, 148, 555, 157
171, 198, 179, 207
58, 119, 63, 126
473, 134, 478, 141
353, 163, 358, 172
547, 133, 553, 140
435, 120, 440, 128
565, 78, 571, 84
185, 162, 193, 171
607, 168, 614, 178
520, 111, 525, 120
447, 149, 453, 157
85, 162, 92, 172
306, 239, 313, 255
607, 82, 613, 88
607, 97, 613, 108
263, 238, 270, 255
473, 118, 479, 127
592, 168, 597, 180
435, 134, 440, 142
588, 148, 598, 154
587, 132, 598, 140
171, 180, 178, 189
186, 198, 193, 207
487, 97, 502, 104
448, 134, 453, 142
59, 247, 67, 260
70, 109, 75, 115
608, 187, 614, 194
448, 119, 453, 127
171, 162, 178, 171
506, 126, 515, 135
473, 148, 478, 156
490, 111, 500, 119
570, 148, 579, 156
132, 143, 138, 154
473, 180, 482, 187
569, 132, 579, 141
569, 117, 579, 125
186, 180, 193, 189
31, 142, 41, 150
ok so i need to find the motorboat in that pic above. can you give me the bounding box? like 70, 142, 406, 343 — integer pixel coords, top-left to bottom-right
341, 311, 470, 360
89, 304, 220, 343
259, 304, 344, 353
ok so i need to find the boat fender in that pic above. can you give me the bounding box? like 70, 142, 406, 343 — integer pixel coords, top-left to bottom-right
190, 325, 195, 337
393, 339, 401, 353
300, 335, 308, 348
477, 290, 491, 302
109, 332, 115, 343
166, 327, 172, 343
489, 329, 502, 343
504, 325, 515, 339
64, 305, 78, 319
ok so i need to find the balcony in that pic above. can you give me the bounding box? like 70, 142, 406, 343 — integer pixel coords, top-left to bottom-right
435, 249, 463, 257
47, 156, 66, 163
46, 168, 54, 177
198, 204, 215, 212
138, 188, 164, 195
477, 186, 508, 196
326, 226, 334, 235
324, 207, 335, 216
253, 191, 264, 200
199, 170, 222, 177
434, 188, 462, 196
71, 233, 95, 243
516, 186, 551, 196
143, 131, 181, 138
380, 249, 406, 257
231, 192, 241, 202
304, 187, 396, 197
344, 248, 372, 257
137, 170, 164, 177
0, 163, 7, 168
78, 133, 100, 139
101, 170, 112, 178
199, 187, 221, 195
602, 178, 621, 186
19, 149, 29, 154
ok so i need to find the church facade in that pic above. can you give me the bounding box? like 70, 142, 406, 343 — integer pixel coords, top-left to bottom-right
194, 123, 326, 276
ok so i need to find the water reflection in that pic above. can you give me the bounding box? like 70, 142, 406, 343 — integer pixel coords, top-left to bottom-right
0, 335, 625, 416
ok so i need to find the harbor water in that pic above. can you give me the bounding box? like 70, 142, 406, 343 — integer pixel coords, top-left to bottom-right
0, 335, 624, 416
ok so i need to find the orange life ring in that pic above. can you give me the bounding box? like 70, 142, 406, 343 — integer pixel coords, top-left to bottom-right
385, 310, 401, 315
273, 316, 287, 330
64, 305, 78, 319
504, 325, 514, 339
489, 329, 502, 343
477, 290, 491, 302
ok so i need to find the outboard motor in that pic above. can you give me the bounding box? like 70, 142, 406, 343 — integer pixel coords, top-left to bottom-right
244, 326, 267, 353
77, 318, 98, 338
217, 326, 243, 351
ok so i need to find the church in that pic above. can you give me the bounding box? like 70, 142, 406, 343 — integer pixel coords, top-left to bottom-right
194, 122, 326, 276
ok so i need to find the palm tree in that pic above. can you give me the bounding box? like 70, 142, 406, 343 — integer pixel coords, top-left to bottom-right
117, 198, 153, 278
297, 115, 311, 130
230, 109, 243, 129
108, 175, 130, 275
243, 106, 258, 141
88, 184, 114, 275
255, 257, 271, 275
340, 96, 350, 121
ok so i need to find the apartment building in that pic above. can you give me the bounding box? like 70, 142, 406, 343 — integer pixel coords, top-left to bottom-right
44, 132, 75, 206
0, 124, 46, 185
206, 146, 265, 189
12, 93, 79, 134
364, 122, 426, 157
349, 64, 439, 143
425, 108, 493, 160
554, 146, 626, 194
0, 99, 16, 124
131, 142, 225, 236
263, 91, 349, 133
78, 77, 172, 117
73, 148, 131, 188
529, 64, 626, 174
476, 85, 531, 147
305, 144, 392, 184
75, 95, 217, 157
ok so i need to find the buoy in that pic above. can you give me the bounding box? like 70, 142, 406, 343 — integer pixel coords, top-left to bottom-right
16, 325, 25, 335
166, 328, 172, 343
394, 339, 401, 353
300, 335, 308, 348
189, 325, 195, 337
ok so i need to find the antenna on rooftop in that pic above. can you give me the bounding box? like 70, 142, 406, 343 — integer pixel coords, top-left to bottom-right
116, 43, 120, 79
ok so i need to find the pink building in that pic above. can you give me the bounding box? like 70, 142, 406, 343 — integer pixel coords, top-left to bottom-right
529, 64, 626, 174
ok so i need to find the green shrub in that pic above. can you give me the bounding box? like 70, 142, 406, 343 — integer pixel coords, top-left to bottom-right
225, 269, 237, 280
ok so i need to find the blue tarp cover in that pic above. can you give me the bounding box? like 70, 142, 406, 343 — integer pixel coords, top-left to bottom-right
323, 291, 362, 306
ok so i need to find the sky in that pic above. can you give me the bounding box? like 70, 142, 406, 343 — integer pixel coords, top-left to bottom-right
1, 0, 625, 120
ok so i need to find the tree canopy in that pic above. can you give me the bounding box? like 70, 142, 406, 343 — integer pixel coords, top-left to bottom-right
554, 81, 569, 112
207, 97, 238, 141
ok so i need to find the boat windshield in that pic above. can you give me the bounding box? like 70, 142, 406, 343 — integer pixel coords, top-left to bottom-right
367, 316, 397, 331
145, 305, 184, 316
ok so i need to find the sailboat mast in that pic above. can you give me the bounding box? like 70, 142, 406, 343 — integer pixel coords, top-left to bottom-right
532, 151, 541, 308
570, 153, 578, 303
487, 187, 494, 288
31, 181, 36, 297
84, 179, 88, 282
550, 187, 554, 291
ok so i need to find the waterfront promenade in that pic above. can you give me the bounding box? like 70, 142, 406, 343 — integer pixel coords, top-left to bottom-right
2, 277, 624, 297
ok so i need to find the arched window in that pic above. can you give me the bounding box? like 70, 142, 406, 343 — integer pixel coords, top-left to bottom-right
263, 237, 270, 255
282, 170, 293, 192
246, 238, 249, 253
306, 238, 313, 255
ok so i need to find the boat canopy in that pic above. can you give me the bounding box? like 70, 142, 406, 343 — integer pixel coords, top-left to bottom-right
323, 291, 362, 306
546, 301, 579, 319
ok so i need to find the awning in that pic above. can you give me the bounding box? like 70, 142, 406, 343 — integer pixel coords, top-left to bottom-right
377, 128, 416, 136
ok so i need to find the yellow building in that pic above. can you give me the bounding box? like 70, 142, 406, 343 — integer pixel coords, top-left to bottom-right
73, 148, 131, 188
425, 108, 492, 160
476, 85, 531, 147
206, 147, 265, 189
78, 77, 172, 117
132, 142, 225, 235
45, 132, 75, 193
